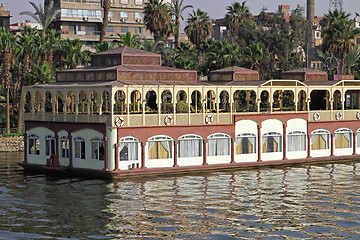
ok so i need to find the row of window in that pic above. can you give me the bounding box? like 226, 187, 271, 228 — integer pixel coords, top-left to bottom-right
61, 0, 144, 4
27, 128, 357, 163
61, 9, 142, 19
28, 135, 105, 161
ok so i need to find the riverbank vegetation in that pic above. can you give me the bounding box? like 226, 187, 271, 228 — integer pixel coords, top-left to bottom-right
1, 0, 360, 133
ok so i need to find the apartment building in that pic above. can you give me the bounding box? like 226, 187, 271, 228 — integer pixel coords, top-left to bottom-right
0, 3, 10, 29
48, 0, 171, 49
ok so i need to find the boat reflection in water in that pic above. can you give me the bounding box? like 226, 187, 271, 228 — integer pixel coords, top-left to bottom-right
1, 153, 360, 239
105, 162, 360, 239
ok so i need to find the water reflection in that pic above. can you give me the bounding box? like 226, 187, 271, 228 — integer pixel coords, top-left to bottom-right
1, 152, 360, 239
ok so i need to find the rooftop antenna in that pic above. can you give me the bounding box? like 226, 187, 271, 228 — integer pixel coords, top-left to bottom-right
329, 0, 343, 11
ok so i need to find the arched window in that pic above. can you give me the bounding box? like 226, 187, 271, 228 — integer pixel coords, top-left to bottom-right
56, 91, 64, 113
191, 90, 202, 113
114, 90, 126, 114
219, 90, 230, 112
78, 91, 87, 114
102, 90, 111, 114
119, 136, 139, 161
161, 90, 172, 114
176, 90, 188, 113
262, 132, 282, 153
178, 134, 203, 158
91, 137, 105, 161
90, 91, 98, 114
287, 131, 307, 152
145, 90, 157, 113
130, 90, 141, 113
235, 133, 256, 154
28, 134, 40, 155
45, 91, 52, 113
24, 91, 31, 113
74, 137, 85, 160
335, 128, 353, 149
45, 135, 56, 157
310, 129, 330, 150
60, 136, 69, 158
148, 135, 173, 159
207, 133, 231, 156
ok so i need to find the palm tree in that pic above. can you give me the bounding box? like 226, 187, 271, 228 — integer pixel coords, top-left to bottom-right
144, 0, 172, 42
168, 0, 192, 47
246, 43, 264, 70
139, 38, 164, 53
184, 9, 211, 49
320, 9, 360, 73
0, 29, 16, 135
100, 0, 111, 43
20, 0, 60, 38
115, 32, 140, 48
346, 45, 360, 75
93, 41, 114, 53
57, 39, 90, 69
225, 1, 251, 43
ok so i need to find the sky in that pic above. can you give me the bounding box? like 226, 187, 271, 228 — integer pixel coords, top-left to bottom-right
4, 0, 360, 24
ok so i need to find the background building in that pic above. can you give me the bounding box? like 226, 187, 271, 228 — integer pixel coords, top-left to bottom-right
47, 0, 171, 49
0, 3, 10, 29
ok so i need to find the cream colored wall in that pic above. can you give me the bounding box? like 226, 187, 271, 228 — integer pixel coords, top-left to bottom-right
71, 128, 105, 170
286, 118, 308, 160
207, 155, 231, 165
107, 128, 117, 170
178, 156, 203, 167
261, 119, 283, 161
27, 127, 55, 165
235, 119, 258, 163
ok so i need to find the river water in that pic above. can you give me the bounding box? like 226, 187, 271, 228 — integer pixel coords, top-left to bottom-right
1, 152, 360, 239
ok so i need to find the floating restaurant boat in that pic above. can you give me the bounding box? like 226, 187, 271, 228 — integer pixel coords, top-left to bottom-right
18, 47, 360, 178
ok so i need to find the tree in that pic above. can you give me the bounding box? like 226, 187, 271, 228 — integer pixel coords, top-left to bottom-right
115, 32, 140, 48
184, 9, 211, 49
225, 1, 251, 42
93, 41, 114, 53
320, 9, 360, 73
168, 0, 192, 47
144, 0, 172, 42
100, 0, 111, 43
245, 43, 264, 70
57, 39, 90, 69
20, 0, 60, 38
0, 29, 16, 134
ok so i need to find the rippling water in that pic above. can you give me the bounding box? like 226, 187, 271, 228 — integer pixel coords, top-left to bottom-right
1, 152, 360, 239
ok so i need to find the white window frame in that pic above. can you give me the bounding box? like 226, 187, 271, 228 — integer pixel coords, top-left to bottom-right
45, 135, 56, 157
74, 137, 86, 160
28, 134, 40, 156
148, 135, 173, 159
119, 136, 139, 161
91, 137, 105, 161
287, 131, 307, 152
135, 0, 143, 5
120, 0, 129, 4
310, 129, 330, 150
135, 12, 142, 19
178, 134, 203, 158
334, 128, 353, 149
262, 132, 282, 153
207, 133, 231, 156
60, 136, 69, 159
235, 133, 256, 154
